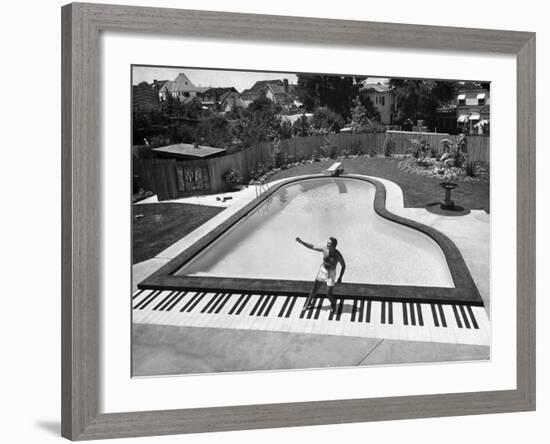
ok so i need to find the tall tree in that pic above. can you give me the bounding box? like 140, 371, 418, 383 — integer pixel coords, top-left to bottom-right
389, 79, 458, 129
296, 74, 366, 119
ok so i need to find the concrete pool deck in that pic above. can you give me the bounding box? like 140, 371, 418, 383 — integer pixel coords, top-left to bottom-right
132, 174, 490, 375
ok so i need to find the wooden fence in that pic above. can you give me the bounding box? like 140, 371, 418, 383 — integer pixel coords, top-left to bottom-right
134, 132, 489, 200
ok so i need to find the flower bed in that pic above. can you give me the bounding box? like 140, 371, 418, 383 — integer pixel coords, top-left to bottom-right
398, 155, 489, 182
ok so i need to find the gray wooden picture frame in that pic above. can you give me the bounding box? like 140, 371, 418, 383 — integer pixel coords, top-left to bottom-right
61, 2, 536, 440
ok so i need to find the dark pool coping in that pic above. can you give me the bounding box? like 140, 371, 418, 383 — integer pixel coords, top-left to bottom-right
139, 175, 483, 306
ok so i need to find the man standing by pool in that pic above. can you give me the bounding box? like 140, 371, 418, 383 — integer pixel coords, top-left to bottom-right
295, 236, 346, 314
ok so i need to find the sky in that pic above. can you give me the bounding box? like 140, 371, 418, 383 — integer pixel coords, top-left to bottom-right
132, 66, 388, 92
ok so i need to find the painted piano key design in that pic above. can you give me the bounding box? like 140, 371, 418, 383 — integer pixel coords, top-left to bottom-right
132, 289, 490, 346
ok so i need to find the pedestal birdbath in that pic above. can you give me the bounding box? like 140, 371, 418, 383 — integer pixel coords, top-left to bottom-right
439, 181, 458, 210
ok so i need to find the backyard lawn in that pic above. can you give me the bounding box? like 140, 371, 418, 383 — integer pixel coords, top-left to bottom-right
268, 157, 490, 213
132, 203, 224, 264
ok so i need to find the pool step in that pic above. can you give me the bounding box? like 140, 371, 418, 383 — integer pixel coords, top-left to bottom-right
132, 290, 490, 346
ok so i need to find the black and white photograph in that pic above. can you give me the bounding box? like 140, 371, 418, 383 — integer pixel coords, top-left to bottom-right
131, 66, 491, 377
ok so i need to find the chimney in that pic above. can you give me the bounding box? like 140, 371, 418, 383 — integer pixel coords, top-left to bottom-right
283, 78, 289, 94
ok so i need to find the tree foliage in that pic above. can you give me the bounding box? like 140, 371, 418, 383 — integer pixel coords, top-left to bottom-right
389, 79, 457, 129
296, 74, 366, 119
312, 107, 344, 133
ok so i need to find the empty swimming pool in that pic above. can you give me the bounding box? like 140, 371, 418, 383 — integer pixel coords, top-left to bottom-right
174, 177, 454, 288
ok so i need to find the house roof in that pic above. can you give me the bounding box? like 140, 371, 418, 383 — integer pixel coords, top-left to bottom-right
152, 143, 226, 158
241, 89, 264, 100
202, 86, 236, 95
361, 83, 391, 93
220, 90, 242, 103
249, 79, 284, 91
161, 73, 203, 93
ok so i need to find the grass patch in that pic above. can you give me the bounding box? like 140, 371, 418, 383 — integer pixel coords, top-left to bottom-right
132, 203, 224, 264
268, 157, 490, 212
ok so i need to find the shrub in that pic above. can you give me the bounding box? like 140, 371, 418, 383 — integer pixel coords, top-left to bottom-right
319, 137, 338, 159
464, 160, 478, 177
349, 140, 363, 155
408, 138, 431, 159
383, 136, 395, 157
439, 135, 468, 169
223, 169, 242, 189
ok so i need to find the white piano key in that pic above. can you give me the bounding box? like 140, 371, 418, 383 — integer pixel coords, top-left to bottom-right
440, 304, 459, 344
195, 293, 226, 328
233, 294, 264, 330
264, 295, 291, 332
137, 290, 171, 324
132, 289, 155, 309
409, 303, 432, 343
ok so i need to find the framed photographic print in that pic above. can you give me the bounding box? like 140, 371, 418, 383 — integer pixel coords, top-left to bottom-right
61, 2, 535, 440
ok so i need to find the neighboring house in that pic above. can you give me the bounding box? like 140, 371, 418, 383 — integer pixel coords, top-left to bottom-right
220, 90, 245, 113
159, 72, 207, 102
199, 87, 244, 112
435, 104, 459, 134
456, 83, 490, 135
359, 82, 395, 125
132, 82, 159, 113
241, 78, 300, 108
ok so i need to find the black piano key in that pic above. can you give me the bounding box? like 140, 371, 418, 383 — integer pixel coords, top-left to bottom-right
138, 291, 162, 310
155, 290, 178, 311
257, 294, 273, 316
402, 302, 409, 325
306, 298, 318, 319
215, 293, 232, 314
277, 295, 291, 317
132, 289, 144, 300
358, 300, 364, 323
466, 306, 480, 329
285, 296, 298, 318
388, 302, 394, 324
180, 292, 201, 312
235, 294, 252, 315
327, 303, 335, 321
228, 294, 246, 315
313, 297, 324, 320
416, 303, 424, 326
351, 299, 358, 322
381, 301, 386, 324
166, 291, 187, 311
299, 298, 309, 319
187, 292, 207, 312
249, 295, 266, 316
437, 304, 447, 327
366, 300, 372, 323
335, 299, 345, 321
152, 290, 174, 311
133, 290, 159, 310
430, 303, 440, 327
208, 293, 227, 313
263, 295, 278, 316
459, 305, 471, 329
452, 305, 463, 328
201, 293, 221, 313
409, 302, 416, 326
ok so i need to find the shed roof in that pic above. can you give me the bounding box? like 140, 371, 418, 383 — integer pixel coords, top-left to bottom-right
153, 143, 226, 158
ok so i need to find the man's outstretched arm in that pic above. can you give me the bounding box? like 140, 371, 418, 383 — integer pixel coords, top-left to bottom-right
296, 237, 323, 252
337, 254, 346, 283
